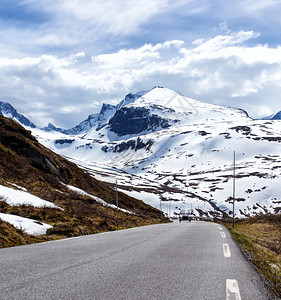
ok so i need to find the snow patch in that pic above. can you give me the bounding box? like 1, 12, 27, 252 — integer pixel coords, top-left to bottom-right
7, 182, 27, 192
0, 213, 52, 236
0, 185, 62, 209
64, 184, 134, 214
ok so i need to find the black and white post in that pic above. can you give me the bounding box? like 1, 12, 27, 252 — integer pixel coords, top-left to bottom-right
116, 180, 119, 230
232, 151, 236, 228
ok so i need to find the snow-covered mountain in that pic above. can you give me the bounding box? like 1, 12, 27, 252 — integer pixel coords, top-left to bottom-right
0, 101, 36, 128
42, 90, 147, 135
42, 103, 116, 135
262, 111, 281, 120
2, 87, 281, 219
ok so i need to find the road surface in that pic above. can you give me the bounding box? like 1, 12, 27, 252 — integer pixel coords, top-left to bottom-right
0, 221, 271, 299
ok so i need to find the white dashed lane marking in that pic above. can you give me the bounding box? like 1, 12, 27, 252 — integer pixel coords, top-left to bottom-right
217, 226, 240, 299
226, 279, 241, 300
223, 243, 231, 258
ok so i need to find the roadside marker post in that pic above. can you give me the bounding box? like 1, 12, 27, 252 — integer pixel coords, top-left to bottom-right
116, 180, 119, 230
232, 151, 236, 228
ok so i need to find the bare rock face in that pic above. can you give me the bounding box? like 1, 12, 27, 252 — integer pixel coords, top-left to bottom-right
102, 137, 154, 153
109, 107, 170, 136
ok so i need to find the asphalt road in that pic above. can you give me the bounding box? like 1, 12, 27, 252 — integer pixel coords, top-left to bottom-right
0, 221, 271, 299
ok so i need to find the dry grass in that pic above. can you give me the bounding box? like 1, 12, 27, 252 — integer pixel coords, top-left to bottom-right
224, 215, 281, 297
0, 219, 61, 248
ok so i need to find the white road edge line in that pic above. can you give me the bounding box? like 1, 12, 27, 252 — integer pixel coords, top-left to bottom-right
223, 243, 231, 258
220, 231, 226, 238
226, 279, 241, 300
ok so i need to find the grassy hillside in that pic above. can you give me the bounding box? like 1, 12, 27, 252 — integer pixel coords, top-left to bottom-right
0, 116, 167, 248
224, 215, 281, 297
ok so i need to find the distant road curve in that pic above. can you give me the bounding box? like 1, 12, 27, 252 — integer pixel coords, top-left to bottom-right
0, 221, 271, 299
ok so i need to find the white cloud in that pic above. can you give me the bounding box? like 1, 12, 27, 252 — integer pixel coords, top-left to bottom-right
1, 29, 281, 127
92, 40, 183, 70
57, 0, 168, 35
87, 30, 281, 95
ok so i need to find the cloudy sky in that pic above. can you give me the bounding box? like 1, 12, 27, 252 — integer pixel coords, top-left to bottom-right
1, 0, 281, 128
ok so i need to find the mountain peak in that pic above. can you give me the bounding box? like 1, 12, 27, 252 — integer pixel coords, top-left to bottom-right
42, 123, 63, 133
0, 101, 36, 128
152, 85, 165, 89
116, 90, 148, 110
271, 111, 281, 120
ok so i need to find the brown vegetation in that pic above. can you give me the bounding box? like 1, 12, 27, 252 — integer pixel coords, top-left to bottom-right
224, 215, 281, 297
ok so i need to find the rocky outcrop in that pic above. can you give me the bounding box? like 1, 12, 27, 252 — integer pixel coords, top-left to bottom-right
102, 138, 154, 153
109, 107, 171, 136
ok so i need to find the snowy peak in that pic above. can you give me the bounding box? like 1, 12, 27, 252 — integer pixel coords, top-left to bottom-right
81, 87, 251, 141
96, 103, 116, 130
42, 113, 101, 135
62, 103, 117, 134
65, 113, 100, 135
100, 103, 115, 114
42, 123, 64, 133
106, 87, 250, 139
1, 88, 251, 141
128, 87, 249, 118
116, 90, 148, 110
126, 87, 181, 108
42, 102, 117, 136
0, 101, 36, 128
269, 111, 281, 120
40, 86, 250, 138
70, 90, 150, 135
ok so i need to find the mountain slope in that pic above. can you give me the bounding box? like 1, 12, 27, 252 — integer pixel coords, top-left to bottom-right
31, 87, 281, 220
269, 111, 281, 120
260, 110, 281, 120
0, 116, 165, 248
271, 111, 281, 119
